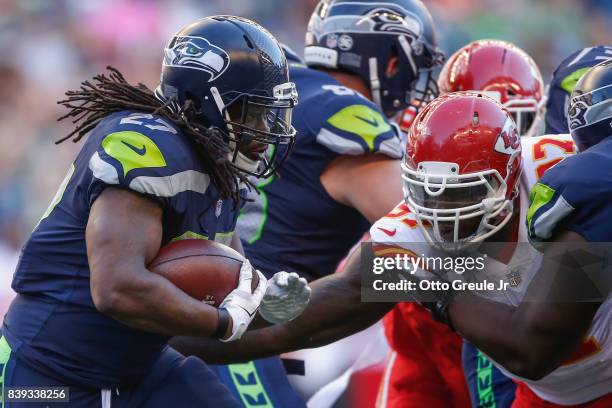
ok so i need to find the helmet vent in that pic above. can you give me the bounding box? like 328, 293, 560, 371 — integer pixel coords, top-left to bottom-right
243, 35, 254, 49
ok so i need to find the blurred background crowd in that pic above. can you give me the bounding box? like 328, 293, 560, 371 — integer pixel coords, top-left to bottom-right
1, 0, 611, 309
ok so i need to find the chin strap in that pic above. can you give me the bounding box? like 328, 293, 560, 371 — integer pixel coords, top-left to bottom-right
232, 151, 261, 173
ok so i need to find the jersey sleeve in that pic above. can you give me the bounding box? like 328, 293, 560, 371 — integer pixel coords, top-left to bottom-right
85, 114, 206, 211
526, 156, 582, 242
311, 88, 403, 159
369, 201, 423, 243
520, 134, 576, 189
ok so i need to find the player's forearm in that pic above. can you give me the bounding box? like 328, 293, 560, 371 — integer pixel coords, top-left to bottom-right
92, 267, 222, 337
451, 242, 603, 380
449, 293, 595, 380
170, 328, 279, 364
449, 293, 537, 375
246, 273, 391, 353
260, 250, 394, 351
171, 272, 392, 364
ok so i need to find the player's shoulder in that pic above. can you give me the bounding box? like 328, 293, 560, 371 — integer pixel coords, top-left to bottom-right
294, 68, 402, 158
527, 137, 612, 241
520, 133, 575, 153
520, 134, 576, 187
84, 110, 211, 201
88, 110, 201, 176
538, 137, 610, 192
295, 66, 381, 114
370, 201, 425, 243
94, 110, 193, 158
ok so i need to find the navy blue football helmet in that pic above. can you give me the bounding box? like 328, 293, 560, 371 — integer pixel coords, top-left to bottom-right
304, 0, 444, 115
155, 16, 298, 178
545, 46, 612, 134
568, 59, 612, 151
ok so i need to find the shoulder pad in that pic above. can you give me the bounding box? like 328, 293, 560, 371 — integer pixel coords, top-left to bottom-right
88, 111, 210, 202
370, 202, 425, 243
520, 134, 576, 187
526, 154, 587, 241
311, 88, 402, 158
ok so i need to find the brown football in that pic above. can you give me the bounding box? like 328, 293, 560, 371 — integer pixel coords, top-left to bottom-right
149, 239, 258, 307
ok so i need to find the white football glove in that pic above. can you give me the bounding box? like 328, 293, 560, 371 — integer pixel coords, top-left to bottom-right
259, 271, 311, 324
219, 260, 267, 342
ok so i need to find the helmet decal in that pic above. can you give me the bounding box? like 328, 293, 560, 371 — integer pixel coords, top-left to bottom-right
308, 3, 423, 39
368, 7, 422, 37
494, 117, 520, 154
163, 36, 230, 82
568, 99, 590, 130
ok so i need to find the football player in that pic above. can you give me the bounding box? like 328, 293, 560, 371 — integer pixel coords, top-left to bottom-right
442, 60, 612, 408
174, 93, 582, 404
0, 17, 306, 407
545, 46, 612, 134
465, 44, 612, 408
397, 39, 545, 138
381, 39, 547, 408
191, 1, 444, 406
439, 39, 545, 137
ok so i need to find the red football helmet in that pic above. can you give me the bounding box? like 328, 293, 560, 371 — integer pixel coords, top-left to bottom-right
438, 39, 544, 137
402, 92, 522, 250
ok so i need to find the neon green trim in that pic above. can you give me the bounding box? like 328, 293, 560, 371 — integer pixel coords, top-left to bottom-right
0, 336, 13, 407
527, 182, 556, 231
169, 231, 208, 243
37, 163, 76, 227
227, 361, 273, 407
326, 104, 391, 151
245, 175, 275, 245
102, 131, 167, 177
476, 350, 496, 408
560, 67, 590, 94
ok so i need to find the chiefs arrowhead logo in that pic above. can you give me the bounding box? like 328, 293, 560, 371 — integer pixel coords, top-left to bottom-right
494, 117, 520, 155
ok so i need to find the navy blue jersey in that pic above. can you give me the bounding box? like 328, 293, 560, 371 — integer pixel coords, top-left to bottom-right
545, 46, 612, 134
2, 110, 245, 388
238, 64, 402, 280
527, 136, 612, 242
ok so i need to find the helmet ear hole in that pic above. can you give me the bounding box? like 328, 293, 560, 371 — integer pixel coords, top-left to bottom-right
386, 45, 400, 78
185, 92, 202, 112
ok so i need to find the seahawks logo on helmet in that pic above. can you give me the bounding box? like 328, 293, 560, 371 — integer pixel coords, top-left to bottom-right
368, 7, 422, 37
568, 100, 589, 130
163, 36, 230, 82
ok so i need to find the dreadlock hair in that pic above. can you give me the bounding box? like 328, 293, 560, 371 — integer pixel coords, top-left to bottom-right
57, 66, 254, 205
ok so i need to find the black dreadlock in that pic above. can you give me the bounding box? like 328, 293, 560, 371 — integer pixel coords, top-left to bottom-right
57, 66, 253, 204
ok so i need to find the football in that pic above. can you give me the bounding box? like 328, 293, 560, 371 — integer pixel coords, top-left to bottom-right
149, 239, 258, 307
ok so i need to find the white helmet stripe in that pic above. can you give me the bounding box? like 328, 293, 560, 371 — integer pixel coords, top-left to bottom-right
399, 35, 417, 75
369, 57, 382, 108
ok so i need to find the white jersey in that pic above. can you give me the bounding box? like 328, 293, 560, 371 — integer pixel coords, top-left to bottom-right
370, 134, 612, 405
